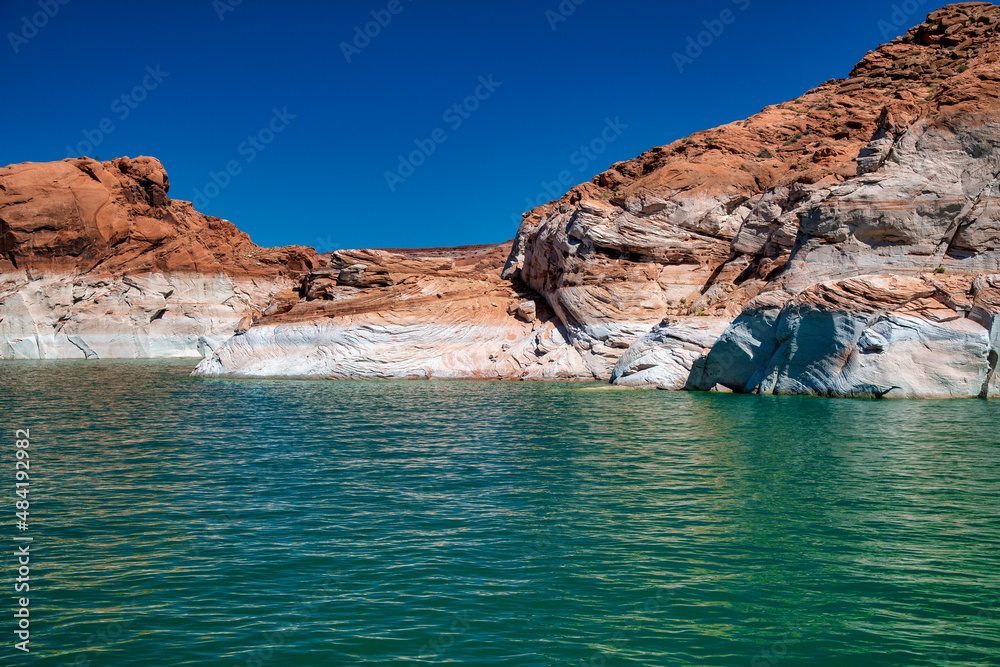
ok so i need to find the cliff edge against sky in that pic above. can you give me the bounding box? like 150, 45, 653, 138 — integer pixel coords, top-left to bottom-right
0, 156, 317, 359
4, 3, 1000, 398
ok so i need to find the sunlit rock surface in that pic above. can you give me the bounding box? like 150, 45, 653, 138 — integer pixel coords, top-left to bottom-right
10, 4, 1000, 396
0, 156, 316, 359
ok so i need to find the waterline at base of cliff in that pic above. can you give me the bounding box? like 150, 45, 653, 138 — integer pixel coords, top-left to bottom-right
193, 5, 1000, 398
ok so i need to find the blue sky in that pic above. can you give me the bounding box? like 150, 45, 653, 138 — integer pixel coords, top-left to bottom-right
2, 0, 957, 251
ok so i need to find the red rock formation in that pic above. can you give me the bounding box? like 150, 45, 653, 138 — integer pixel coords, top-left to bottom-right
0, 156, 317, 277
522, 5, 997, 290
0, 156, 319, 359
196, 3, 1000, 392
5, 3, 1000, 394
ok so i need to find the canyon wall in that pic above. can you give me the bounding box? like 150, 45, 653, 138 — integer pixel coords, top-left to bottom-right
196, 3, 1000, 397
0, 156, 317, 359
4, 4, 1000, 398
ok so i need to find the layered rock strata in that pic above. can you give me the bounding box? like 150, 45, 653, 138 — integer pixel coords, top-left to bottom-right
499, 2, 1000, 396
7, 4, 1000, 397
193, 245, 598, 380
199, 3, 1000, 396
0, 156, 317, 359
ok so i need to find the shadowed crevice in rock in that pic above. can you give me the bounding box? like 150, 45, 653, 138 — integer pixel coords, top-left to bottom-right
67, 335, 98, 360
981, 349, 998, 398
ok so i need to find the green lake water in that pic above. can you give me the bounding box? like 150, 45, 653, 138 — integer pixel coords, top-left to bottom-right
1, 360, 998, 666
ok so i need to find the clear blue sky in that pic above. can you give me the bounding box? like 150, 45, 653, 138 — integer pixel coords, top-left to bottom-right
1, 0, 958, 251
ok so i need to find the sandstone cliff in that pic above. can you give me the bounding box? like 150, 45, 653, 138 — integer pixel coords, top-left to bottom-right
0, 156, 317, 358
6, 4, 1000, 398
193, 244, 596, 380
196, 3, 1000, 397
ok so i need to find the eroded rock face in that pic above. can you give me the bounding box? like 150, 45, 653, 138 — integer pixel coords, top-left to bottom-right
690, 274, 1000, 399
494, 2, 1000, 397
14, 4, 1000, 396
789, 113, 1000, 287
0, 156, 318, 358
610, 318, 730, 390
194, 243, 599, 380
0, 273, 273, 359
194, 310, 591, 381
509, 5, 1000, 309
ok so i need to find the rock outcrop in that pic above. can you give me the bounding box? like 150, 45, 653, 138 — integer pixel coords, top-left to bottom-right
7, 4, 1000, 397
194, 244, 597, 380
687, 274, 1000, 399
492, 1, 1000, 397
0, 156, 317, 358
199, 3, 1000, 396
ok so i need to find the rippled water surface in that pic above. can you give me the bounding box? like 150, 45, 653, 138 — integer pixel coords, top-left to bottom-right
1, 361, 999, 666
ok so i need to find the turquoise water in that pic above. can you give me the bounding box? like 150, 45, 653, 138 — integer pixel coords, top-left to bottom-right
1, 361, 999, 666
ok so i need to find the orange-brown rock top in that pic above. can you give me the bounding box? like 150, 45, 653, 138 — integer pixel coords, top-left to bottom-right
518, 2, 1000, 231
0, 156, 318, 278
260, 242, 521, 325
